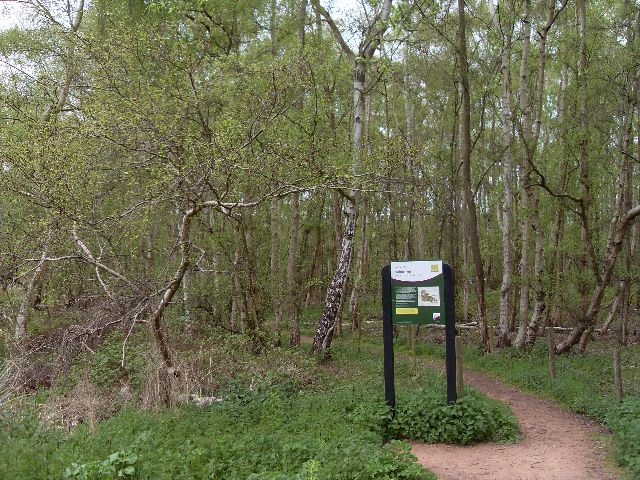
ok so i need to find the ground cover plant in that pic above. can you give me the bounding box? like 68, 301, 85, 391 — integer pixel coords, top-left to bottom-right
329, 338, 520, 446
0, 328, 524, 480
0, 383, 431, 480
390, 388, 519, 445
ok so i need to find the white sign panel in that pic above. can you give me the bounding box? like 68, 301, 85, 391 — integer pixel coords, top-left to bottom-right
391, 260, 442, 282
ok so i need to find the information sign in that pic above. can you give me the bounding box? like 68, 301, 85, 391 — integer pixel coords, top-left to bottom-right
391, 260, 445, 325
382, 261, 457, 409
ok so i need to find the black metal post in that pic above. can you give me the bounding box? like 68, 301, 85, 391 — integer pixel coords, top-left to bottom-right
443, 263, 457, 403
381, 264, 395, 411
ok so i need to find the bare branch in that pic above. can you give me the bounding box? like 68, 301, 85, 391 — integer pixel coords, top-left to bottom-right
310, 0, 356, 61
72, 223, 138, 291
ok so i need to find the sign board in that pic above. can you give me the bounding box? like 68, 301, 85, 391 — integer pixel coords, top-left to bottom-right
391, 260, 445, 325
382, 262, 457, 408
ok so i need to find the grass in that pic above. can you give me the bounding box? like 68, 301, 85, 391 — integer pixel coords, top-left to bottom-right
0, 323, 523, 480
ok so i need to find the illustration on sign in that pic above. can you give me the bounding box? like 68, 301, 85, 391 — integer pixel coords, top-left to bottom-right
418, 287, 440, 306
390, 260, 445, 325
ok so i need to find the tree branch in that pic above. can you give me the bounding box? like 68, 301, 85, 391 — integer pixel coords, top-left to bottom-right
310, 0, 356, 61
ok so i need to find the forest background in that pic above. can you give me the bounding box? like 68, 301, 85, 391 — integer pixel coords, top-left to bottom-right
0, 0, 639, 446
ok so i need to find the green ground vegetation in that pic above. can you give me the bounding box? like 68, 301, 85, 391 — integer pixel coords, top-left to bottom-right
0, 325, 520, 480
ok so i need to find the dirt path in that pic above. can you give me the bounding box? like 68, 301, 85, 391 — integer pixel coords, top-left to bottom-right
411, 367, 619, 479
300, 336, 618, 478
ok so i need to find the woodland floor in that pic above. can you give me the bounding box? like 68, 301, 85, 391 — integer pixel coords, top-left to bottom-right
411, 363, 621, 480
300, 335, 622, 479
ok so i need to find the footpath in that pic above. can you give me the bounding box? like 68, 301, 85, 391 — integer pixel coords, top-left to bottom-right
411, 365, 619, 479
300, 335, 620, 479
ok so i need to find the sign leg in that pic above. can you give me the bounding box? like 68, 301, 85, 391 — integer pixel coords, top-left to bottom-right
382, 265, 395, 411
444, 263, 457, 403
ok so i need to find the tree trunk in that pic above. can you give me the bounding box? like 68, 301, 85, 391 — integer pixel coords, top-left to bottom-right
491, 1, 515, 346
312, 196, 357, 353
240, 214, 260, 337
543, 62, 570, 335
15, 249, 48, 342
232, 242, 247, 332
518, 0, 563, 347
270, 198, 283, 344
576, 0, 599, 317
458, 0, 489, 350
403, 41, 418, 259
525, 192, 545, 345
556, 204, 640, 353
147, 205, 200, 404
514, 0, 532, 349
599, 283, 622, 335
348, 206, 369, 330
181, 265, 192, 334
462, 224, 471, 323
288, 0, 307, 347
310, 0, 392, 354
287, 193, 301, 346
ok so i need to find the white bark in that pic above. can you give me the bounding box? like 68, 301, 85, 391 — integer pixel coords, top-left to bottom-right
310, 0, 392, 353
491, 0, 515, 346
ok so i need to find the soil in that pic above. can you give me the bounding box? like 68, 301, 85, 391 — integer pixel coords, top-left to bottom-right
411, 366, 621, 480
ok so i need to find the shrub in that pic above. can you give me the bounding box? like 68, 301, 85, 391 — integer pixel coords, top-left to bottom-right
390, 388, 520, 445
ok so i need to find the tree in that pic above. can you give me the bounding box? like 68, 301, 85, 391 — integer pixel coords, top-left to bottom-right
457, 0, 489, 350
310, 0, 392, 354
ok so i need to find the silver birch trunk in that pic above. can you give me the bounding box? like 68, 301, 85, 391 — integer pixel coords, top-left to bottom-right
312, 196, 357, 353
514, 0, 532, 349
490, 0, 515, 346
524, 1, 561, 343
311, 0, 392, 353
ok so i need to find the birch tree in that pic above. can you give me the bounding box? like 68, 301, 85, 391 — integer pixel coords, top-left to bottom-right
310, 0, 392, 354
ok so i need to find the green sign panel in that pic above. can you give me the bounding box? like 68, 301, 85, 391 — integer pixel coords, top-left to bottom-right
391, 260, 445, 325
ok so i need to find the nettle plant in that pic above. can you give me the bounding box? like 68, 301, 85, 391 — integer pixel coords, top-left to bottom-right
390, 388, 520, 445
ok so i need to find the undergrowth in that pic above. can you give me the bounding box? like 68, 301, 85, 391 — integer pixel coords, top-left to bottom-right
0, 382, 433, 480
0, 326, 526, 480
391, 388, 519, 445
